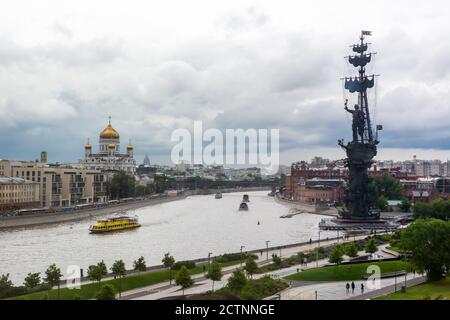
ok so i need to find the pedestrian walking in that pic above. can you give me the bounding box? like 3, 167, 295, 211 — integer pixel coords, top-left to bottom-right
309, 238, 312, 245
346, 283, 350, 294
361, 283, 364, 293
351, 281, 355, 294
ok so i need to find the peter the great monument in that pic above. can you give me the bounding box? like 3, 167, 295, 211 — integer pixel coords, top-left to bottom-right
320, 31, 399, 231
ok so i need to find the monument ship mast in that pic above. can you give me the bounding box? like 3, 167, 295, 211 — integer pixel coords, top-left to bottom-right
338, 30, 382, 221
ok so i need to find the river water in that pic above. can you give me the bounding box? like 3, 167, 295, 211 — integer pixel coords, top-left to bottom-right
0, 191, 335, 284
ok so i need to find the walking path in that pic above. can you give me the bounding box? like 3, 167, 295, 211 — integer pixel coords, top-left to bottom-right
119, 235, 376, 300
275, 273, 424, 300
347, 276, 426, 300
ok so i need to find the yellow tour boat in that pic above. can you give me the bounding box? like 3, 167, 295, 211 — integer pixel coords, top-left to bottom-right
89, 216, 141, 233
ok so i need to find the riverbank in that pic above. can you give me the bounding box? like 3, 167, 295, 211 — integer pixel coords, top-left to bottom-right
275, 195, 338, 217
8, 234, 371, 300
0, 187, 270, 230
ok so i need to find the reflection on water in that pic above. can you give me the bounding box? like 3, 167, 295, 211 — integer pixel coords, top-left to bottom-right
0, 191, 335, 284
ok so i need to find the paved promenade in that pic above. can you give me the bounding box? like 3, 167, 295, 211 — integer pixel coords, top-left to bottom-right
347, 276, 426, 300
119, 235, 373, 300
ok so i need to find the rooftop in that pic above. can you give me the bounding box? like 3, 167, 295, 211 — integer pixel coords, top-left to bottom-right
0, 177, 35, 184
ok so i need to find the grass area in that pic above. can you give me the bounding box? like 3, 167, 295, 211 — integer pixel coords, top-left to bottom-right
285, 260, 411, 282
386, 245, 401, 253
376, 277, 450, 300
8, 259, 245, 300
188, 276, 288, 300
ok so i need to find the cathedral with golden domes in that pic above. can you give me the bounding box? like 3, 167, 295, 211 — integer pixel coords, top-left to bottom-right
80, 117, 136, 173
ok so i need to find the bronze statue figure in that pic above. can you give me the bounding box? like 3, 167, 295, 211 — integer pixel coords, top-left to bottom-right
344, 100, 365, 142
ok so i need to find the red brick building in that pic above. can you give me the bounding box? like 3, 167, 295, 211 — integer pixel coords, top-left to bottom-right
284, 162, 347, 203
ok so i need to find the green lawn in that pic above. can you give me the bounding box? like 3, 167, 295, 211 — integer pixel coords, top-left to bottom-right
285, 260, 411, 282
376, 277, 450, 300
8, 259, 244, 300
386, 245, 401, 253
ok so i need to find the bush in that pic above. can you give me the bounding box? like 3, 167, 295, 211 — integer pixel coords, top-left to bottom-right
214, 253, 258, 263
0, 281, 51, 300
240, 276, 287, 300
188, 287, 241, 300
95, 284, 117, 300
172, 261, 196, 270
227, 269, 247, 293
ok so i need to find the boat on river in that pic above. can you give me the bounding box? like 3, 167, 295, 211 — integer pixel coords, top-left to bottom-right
238, 202, 249, 211
89, 216, 141, 233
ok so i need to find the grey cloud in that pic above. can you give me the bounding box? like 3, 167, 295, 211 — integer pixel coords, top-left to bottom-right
1, 5, 450, 163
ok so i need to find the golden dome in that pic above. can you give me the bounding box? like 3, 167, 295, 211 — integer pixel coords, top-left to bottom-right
100, 119, 120, 139
127, 143, 134, 150
108, 143, 116, 149
84, 138, 92, 149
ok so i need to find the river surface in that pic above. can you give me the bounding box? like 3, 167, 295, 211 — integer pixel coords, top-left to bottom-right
0, 191, 335, 284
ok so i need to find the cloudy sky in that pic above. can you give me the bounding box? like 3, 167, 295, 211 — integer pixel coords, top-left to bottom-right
1, 0, 450, 166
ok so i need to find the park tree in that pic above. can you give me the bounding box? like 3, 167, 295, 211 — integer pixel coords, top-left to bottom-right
97, 260, 108, 277
135, 185, 154, 197
175, 266, 194, 295
111, 260, 126, 297
96, 284, 117, 300
344, 243, 359, 258
88, 265, 104, 287
272, 254, 282, 267
206, 261, 223, 292
329, 245, 344, 265
431, 199, 450, 220
244, 257, 258, 279
364, 238, 378, 255
413, 202, 435, 220
413, 199, 450, 221
153, 174, 171, 193
374, 195, 388, 211
44, 264, 62, 299
370, 175, 403, 200
400, 219, 450, 280
108, 171, 135, 199
162, 252, 175, 284
24, 272, 41, 289
400, 199, 411, 212
0, 274, 13, 293
133, 256, 147, 272
227, 269, 247, 293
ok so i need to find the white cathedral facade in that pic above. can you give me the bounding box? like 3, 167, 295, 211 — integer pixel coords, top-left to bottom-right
80, 118, 136, 173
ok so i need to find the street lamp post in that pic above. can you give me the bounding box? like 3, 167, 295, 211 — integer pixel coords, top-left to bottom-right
404, 273, 407, 292
266, 240, 270, 261
240, 246, 245, 267
316, 231, 322, 268
208, 252, 213, 266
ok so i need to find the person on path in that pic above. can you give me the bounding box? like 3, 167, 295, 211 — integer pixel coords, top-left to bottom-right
361, 283, 364, 293
351, 281, 355, 294
346, 283, 350, 294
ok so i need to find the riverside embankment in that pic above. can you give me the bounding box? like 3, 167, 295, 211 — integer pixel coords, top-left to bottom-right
0, 187, 270, 230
